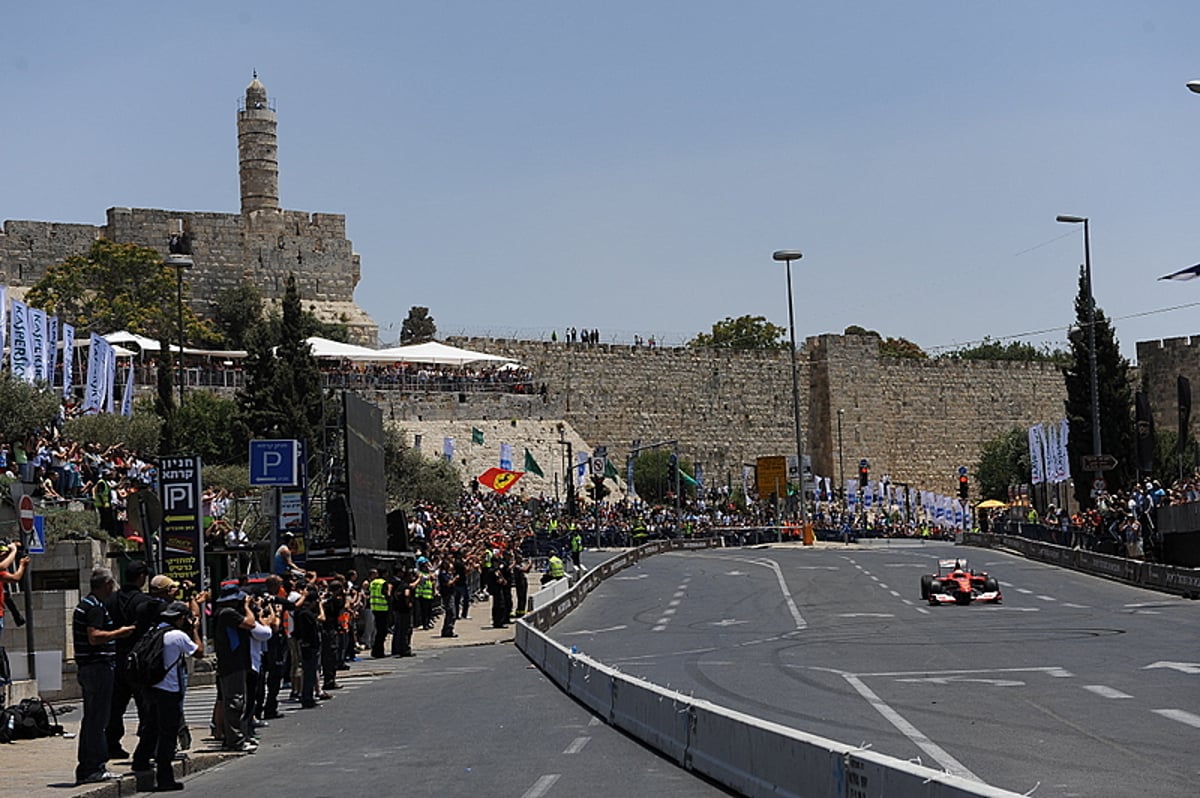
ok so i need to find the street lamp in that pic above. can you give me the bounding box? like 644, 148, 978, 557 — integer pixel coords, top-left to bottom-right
772, 250, 808, 527
1056, 214, 1103, 497
166, 222, 193, 410
836, 409, 846, 504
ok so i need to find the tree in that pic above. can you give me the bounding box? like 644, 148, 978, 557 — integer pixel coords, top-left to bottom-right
174, 391, 243, 465
939, 337, 1068, 364
63, 408, 162, 455
631, 449, 695, 503
383, 426, 462, 510
236, 274, 326, 446
400, 306, 437, 345
213, 283, 264, 350
0, 372, 61, 441
975, 427, 1029, 501
25, 239, 215, 343
880, 337, 927, 359
1063, 266, 1135, 507
689, 315, 786, 350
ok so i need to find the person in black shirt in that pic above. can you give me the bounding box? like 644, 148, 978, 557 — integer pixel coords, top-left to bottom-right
73, 567, 136, 785
212, 584, 256, 752
292, 586, 322, 708
104, 560, 155, 760
390, 566, 418, 657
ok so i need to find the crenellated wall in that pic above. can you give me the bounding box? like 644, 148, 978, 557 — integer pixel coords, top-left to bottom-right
1136, 336, 1200, 442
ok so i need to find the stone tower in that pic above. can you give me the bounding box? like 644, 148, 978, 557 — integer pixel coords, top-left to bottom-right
237, 72, 280, 215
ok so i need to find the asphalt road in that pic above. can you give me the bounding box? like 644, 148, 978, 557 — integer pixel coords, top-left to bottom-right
186, 643, 732, 798
550, 541, 1200, 798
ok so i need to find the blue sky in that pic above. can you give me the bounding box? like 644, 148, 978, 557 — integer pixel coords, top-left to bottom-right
5, 2, 1200, 358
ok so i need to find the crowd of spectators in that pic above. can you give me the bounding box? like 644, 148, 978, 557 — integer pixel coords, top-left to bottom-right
318, 361, 537, 394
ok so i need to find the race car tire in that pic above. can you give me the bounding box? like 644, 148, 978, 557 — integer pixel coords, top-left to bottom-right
920, 574, 933, 600
984, 576, 999, 593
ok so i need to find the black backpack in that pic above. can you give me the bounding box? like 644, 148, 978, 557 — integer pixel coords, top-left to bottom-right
125, 627, 170, 685
7, 697, 61, 739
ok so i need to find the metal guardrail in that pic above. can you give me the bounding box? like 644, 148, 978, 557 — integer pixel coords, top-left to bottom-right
516, 538, 1024, 798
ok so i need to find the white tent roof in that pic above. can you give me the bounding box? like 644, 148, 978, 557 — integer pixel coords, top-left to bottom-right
104, 330, 246, 358
305, 336, 404, 361
374, 341, 515, 366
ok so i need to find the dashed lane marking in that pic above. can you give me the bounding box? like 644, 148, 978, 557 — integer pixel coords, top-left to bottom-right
522, 774, 562, 798
563, 736, 591, 754
1036, 595, 1057, 602
1083, 685, 1133, 699
1153, 709, 1200, 729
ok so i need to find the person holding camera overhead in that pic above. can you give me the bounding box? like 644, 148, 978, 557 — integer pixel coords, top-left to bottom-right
131, 600, 204, 792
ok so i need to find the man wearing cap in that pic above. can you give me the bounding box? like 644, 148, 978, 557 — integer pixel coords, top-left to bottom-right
213, 584, 257, 752
105, 560, 156, 760
73, 567, 137, 785
131, 600, 204, 791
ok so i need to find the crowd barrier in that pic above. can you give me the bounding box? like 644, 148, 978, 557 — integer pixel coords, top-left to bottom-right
516, 538, 1023, 797
962, 532, 1200, 598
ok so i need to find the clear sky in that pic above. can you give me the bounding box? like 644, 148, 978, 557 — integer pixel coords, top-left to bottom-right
5, 2, 1200, 358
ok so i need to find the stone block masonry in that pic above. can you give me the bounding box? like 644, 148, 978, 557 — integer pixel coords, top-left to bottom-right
439, 334, 1068, 496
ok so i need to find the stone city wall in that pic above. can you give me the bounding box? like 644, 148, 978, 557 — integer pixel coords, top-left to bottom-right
435, 334, 1068, 496
1136, 335, 1200, 442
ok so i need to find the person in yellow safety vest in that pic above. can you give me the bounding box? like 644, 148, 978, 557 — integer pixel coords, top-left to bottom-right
368, 569, 390, 658
542, 550, 566, 585
569, 531, 583, 570
414, 559, 435, 630
548, 518, 559, 537
93, 475, 116, 536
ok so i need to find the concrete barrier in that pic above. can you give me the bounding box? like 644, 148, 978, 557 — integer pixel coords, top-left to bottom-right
517, 538, 1024, 797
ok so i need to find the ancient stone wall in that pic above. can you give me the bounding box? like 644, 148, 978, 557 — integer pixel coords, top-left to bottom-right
1137, 336, 1200, 442
439, 334, 1068, 496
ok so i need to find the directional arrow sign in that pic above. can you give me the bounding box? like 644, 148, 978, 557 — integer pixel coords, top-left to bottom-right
1143, 661, 1200, 675
1082, 453, 1119, 472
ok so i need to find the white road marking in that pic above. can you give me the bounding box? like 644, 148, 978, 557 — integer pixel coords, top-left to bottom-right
916, 607, 931, 614
889, 590, 901, 597
563, 736, 591, 754
863, 666, 1073, 679
842, 673, 980, 781
878, 583, 889, 590
651, 625, 667, 632
1144, 661, 1200, 675
1036, 595, 1057, 602
837, 612, 895, 618
1016, 588, 1033, 594
673, 591, 686, 598
1063, 603, 1089, 609
993, 606, 1039, 612
662, 608, 676, 616
560, 625, 628, 636
1083, 685, 1133, 699
724, 570, 747, 576
895, 676, 1025, 687
901, 599, 914, 605
668, 599, 681, 607
588, 717, 600, 727
612, 574, 648, 581
712, 618, 749, 627
522, 774, 562, 798
1153, 709, 1200, 729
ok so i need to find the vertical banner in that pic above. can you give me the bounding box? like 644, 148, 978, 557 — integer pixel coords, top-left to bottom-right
61, 323, 76, 398
9, 298, 30, 383
1058, 418, 1070, 483
499, 442, 514, 470
158, 456, 204, 584
1135, 392, 1155, 475
1028, 423, 1046, 485
628, 457, 639, 499
1179, 376, 1192, 461
121, 362, 135, 417
695, 463, 705, 496
575, 451, 589, 488
46, 316, 59, 389
83, 334, 107, 413
28, 306, 46, 384
0, 286, 7, 371
1044, 422, 1061, 484
442, 436, 454, 462
104, 345, 116, 414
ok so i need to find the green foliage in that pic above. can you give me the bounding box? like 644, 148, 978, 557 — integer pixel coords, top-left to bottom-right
25, 239, 216, 343
63, 409, 162, 455
383, 426, 462, 510
213, 283, 264, 350
690, 315, 786, 350
175, 391, 243, 465
939, 336, 1069, 363
975, 427, 1030, 501
0, 372, 61, 441
236, 274, 326, 446
631, 449, 695, 503
203, 463, 252, 494
1063, 267, 1135, 506
400, 306, 437, 345
42, 506, 105, 544
843, 325, 880, 338
879, 337, 927, 359
1151, 429, 1196, 488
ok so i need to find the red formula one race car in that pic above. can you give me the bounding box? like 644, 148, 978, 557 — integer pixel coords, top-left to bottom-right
920, 559, 1002, 606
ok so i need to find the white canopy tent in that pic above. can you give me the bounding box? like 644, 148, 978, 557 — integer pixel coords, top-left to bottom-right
104, 330, 246, 358
304, 336, 404, 361
374, 341, 515, 366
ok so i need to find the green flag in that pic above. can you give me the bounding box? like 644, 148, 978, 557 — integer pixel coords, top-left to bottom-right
679, 468, 698, 487
603, 459, 619, 480
524, 448, 545, 477
472, 427, 484, 445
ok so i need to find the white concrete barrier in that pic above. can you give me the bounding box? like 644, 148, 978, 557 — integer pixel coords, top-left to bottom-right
609, 673, 694, 766
567, 654, 616, 721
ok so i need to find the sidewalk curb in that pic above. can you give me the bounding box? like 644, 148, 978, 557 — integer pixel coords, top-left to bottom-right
75, 751, 242, 797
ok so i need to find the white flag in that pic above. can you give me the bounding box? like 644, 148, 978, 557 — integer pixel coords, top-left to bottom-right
61, 323, 76, 398
1028, 423, 1047, 485
121, 362, 135, 417
9, 299, 30, 383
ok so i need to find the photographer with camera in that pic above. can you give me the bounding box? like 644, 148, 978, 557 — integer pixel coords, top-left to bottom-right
131, 601, 204, 792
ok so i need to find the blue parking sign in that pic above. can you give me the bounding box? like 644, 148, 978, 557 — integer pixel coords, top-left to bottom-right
249, 439, 300, 486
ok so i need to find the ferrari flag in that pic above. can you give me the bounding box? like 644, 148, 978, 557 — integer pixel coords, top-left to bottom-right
478, 467, 524, 495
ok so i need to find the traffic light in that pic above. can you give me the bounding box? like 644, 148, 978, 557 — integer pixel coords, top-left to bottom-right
668, 453, 679, 480
958, 475, 969, 499
858, 464, 869, 488
590, 475, 609, 502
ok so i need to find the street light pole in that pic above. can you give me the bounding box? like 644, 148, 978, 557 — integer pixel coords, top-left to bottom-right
1056, 214, 1103, 497
772, 250, 808, 528
836, 408, 845, 505
166, 222, 193, 411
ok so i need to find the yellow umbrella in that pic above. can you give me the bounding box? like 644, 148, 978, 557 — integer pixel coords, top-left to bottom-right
976, 499, 1006, 509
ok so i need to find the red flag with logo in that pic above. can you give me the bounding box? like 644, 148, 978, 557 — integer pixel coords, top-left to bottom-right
478, 467, 524, 495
